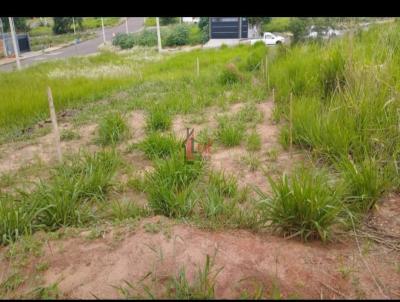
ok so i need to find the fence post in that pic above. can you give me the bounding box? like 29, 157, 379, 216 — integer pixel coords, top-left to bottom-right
289, 92, 293, 159
196, 57, 199, 77
47, 87, 62, 163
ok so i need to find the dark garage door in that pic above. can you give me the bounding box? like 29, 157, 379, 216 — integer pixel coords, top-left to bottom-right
210, 17, 248, 39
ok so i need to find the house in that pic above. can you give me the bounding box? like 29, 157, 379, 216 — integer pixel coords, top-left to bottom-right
182, 17, 200, 24
0, 33, 31, 57
209, 17, 248, 39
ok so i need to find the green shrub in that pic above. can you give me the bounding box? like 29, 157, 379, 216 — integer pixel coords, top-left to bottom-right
146, 105, 172, 132
216, 115, 245, 147
243, 45, 268, 71
262, 17, 291, 33
144, 17, 156, 27
97, 112, 129, 146
138, 132, 182, 159
188, 26, 204, 45
256, 167, 343, 241
144, 153, 204, 217
218, 63, 243, 85
165, 24, 190, 47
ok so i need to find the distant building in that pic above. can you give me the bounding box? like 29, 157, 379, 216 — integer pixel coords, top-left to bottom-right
182, 17, 200, 24
209, 17, 248, 39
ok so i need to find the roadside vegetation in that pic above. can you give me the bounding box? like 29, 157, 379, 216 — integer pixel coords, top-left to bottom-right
0, 19, 399, 299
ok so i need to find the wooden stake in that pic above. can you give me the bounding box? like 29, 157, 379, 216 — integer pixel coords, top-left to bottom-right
196, 57, 199, 77
265, 55, 270, 91
289, 92, 293, 159
47, 87, 62, 163
272, 88, 275, 103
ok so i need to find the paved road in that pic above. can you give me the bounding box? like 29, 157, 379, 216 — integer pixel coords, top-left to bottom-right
0, 17, 144, 71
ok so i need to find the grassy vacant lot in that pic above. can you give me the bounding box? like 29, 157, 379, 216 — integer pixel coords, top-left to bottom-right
0, 44, 266, 142
0, 21, 400, 299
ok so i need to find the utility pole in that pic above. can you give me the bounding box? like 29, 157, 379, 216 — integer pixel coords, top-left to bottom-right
101, 17, 106, 43
156, 17, 162, 52
72, 17, 76, 35
125, 17, 129, 34
0, 18, 6, 56
9, 17, 21, 70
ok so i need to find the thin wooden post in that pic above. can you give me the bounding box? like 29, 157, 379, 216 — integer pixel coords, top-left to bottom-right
272, 88, 275, 103
289, 92, 293, 159
47, 87, 62, 163
196, 57, 199, 77
265, 55, 270, 91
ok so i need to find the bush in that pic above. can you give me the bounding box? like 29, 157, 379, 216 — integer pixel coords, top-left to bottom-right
262, 17, 291, 33
97, 112, 129, 146
218, 63, 243, 85
160, 17, 179, 26
144, 152, 204, 217
144, 17, 156, 27
257, 167, 343, 241
112, 33, 135, 49
243, 45, 268, 72
52, 17, 74, 34
165, 24, 190, 47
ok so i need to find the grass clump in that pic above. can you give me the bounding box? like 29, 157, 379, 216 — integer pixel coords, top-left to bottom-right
235, 102, 264, 125
256, 167, 343, 241
246, 131, 262, 151
143, 152, 204, 217
216, 115, 245, 147
146, 105, 172, 132
208, 171, 238, 198
60, 129, 81, 141
0, 150, 120, 245
137, 132, 182, 159
218, 63, 243, 85
97, 112, 129, 146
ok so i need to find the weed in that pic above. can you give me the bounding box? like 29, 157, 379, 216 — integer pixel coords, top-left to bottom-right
143, 152, 204, 217
27, 282, 62, 299
256, 167, 343, 241
246, 131, 262, 152
137, 132, 181, 159
216, 115, 245, 147
208, 170, 238, 198
97, 112, 129, 146
236, 102, 264, 125
109, 200, 148, 221
60, 129, 81, 141
219, 63, 243, 85
35, 262, 49, 272
241, 153, 261, 171
146, 105, 172, 132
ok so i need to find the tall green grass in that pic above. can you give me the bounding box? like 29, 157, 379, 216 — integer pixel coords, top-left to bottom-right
0, 150, 120, 244
0, 45, 268, 143
265, 21, 400, 237
97, 112, 129, 146
256, 167, 343, 241
143, 152, 204, 217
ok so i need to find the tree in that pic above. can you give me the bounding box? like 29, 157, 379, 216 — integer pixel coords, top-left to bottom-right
159, 17, 178, 26
288, 17, 310, 44
0, 17, 28, 33
198, 17, 209, 43
52, 17, 74, 34
248, 17, 271, 36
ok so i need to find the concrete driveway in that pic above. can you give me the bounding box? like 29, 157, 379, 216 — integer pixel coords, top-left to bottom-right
0, 17, 144, 71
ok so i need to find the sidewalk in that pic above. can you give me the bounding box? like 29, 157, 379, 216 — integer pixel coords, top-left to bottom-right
0, 43, 72, 66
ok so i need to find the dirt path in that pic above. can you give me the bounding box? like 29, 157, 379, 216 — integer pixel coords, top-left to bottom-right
2, 215, 397, 299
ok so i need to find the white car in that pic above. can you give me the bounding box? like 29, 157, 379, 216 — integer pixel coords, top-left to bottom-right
250, 32, 285, 45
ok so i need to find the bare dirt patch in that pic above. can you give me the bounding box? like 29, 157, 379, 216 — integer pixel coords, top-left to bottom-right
3, 216, 398, 299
